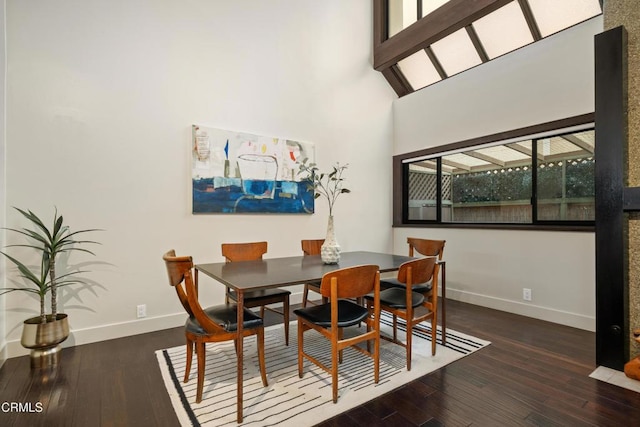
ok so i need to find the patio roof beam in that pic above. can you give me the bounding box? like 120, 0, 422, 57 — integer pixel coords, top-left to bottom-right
505, 142, 545, 161
442, 159, 472, 171
465, 151, 505, 167
561, 134, 595, 154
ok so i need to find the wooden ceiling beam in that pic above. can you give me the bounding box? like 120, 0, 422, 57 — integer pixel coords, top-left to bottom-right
517, 0, 542, 41
424, 46, 448, 80
373, 0, 387, 48
374, 0, 512, 71
466, 24, 490, 63
381, 66, 413, 97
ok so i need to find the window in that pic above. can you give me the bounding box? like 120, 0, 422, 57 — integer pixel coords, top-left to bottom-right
535, 130, 595, 221
441, 143, 533, 223
395, 115, 595, 229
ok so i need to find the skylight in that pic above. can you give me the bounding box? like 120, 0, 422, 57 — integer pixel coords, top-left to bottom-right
528, 0, 603, 37
431, 28, 482, 77
397, 49, 441, 90
375, 0, 603, 97
473, 1, 534, 59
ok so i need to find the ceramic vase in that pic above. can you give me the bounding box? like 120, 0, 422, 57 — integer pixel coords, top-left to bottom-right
321, 215, 341, 264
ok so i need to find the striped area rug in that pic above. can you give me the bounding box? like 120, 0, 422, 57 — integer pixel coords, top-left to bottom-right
156, 312, 490, 426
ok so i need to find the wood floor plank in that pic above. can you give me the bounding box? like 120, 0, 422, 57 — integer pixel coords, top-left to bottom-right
419, 371, 531, 426
0, 299, 637, 426
342, 406, 389, 427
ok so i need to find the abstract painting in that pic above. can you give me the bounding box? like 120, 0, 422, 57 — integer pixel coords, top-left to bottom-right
191, 125, 315, 214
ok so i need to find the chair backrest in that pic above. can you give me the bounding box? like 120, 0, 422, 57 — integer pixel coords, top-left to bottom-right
221, 241, 267, 262
301, 239, 324, 256
319, 264, 380, 299
162, 249, 194, 316
163, 249, 223, 334
396, 256, 439, 288
407, 237, 445, 260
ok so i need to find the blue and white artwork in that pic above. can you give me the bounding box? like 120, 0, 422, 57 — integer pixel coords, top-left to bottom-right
192, 125, 315, 214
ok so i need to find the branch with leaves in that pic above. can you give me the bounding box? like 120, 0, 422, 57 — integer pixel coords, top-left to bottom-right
298, 159, 350, 216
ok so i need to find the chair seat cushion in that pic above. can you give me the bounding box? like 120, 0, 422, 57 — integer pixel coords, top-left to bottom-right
228, 288, 291, 303
380, 277, 433, 294
294, 300, 369, 328
366, 288, 424, 309
186, 304, 263, 334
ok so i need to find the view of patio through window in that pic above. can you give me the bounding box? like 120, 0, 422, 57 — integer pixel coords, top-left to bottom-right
406, 128, 595, 225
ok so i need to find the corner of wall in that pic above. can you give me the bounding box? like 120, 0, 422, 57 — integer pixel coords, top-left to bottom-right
1, 0, 7, 369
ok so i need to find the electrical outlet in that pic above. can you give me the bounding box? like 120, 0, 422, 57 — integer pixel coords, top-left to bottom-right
523, 288, 532, 301
137, 304, 147, 318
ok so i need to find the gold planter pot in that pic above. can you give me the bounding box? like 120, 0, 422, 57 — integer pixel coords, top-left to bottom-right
21, 313, 70, 369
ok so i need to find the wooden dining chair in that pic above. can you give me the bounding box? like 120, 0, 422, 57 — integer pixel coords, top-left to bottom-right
294, 264, 381, 403
301, 239, 325, 307
381, 238, 445, 311
222, 241, 291, 345
162, 249, 268, 403
407, 237, 445, 260
367, 256, 440, 370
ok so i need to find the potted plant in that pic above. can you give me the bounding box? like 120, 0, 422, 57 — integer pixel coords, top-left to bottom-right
298, 159, 350, 264
1, 207, 100, 368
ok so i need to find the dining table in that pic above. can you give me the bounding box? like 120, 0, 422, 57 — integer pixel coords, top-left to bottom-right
194, 250, 446, 422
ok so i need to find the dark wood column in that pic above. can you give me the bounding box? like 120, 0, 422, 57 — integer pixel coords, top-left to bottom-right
595, 25, 629, 370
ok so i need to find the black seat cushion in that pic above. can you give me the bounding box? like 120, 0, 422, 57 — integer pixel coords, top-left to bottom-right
186, 304, 263, 334
365, 288, 424, 309
380, 277, 433, 294
294, 300, 369, 328
228, 288, 291, 303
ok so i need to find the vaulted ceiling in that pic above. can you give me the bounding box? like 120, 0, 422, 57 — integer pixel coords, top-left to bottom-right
374, 0, 603, 97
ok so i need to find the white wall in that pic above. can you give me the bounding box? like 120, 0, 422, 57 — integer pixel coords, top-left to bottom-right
393, 17, 602, 331
3, 0, 396, 357
0, 0, 7, 367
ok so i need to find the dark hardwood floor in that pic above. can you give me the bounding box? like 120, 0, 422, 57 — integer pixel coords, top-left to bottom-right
1, 299, 639, 426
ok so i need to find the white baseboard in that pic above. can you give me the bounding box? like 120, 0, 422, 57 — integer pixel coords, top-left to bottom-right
5, 289, 592, 359
382, 273, 594, 331
4, 291, 308, 359
4, 312, 188, 359
444, 287, 595, 332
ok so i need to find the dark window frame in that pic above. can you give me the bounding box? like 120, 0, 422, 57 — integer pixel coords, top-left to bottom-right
392, 113, 595, 231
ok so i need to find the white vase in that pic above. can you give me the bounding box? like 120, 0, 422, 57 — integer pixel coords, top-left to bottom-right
321, 215, 341, 264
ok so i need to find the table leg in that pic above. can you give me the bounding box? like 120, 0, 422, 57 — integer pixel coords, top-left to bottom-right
441, 262, 446, 344
236, 290, 244, 423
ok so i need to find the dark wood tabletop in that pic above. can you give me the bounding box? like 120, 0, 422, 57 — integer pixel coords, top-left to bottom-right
193, 250, 433, 422
195, 251, 416, 291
